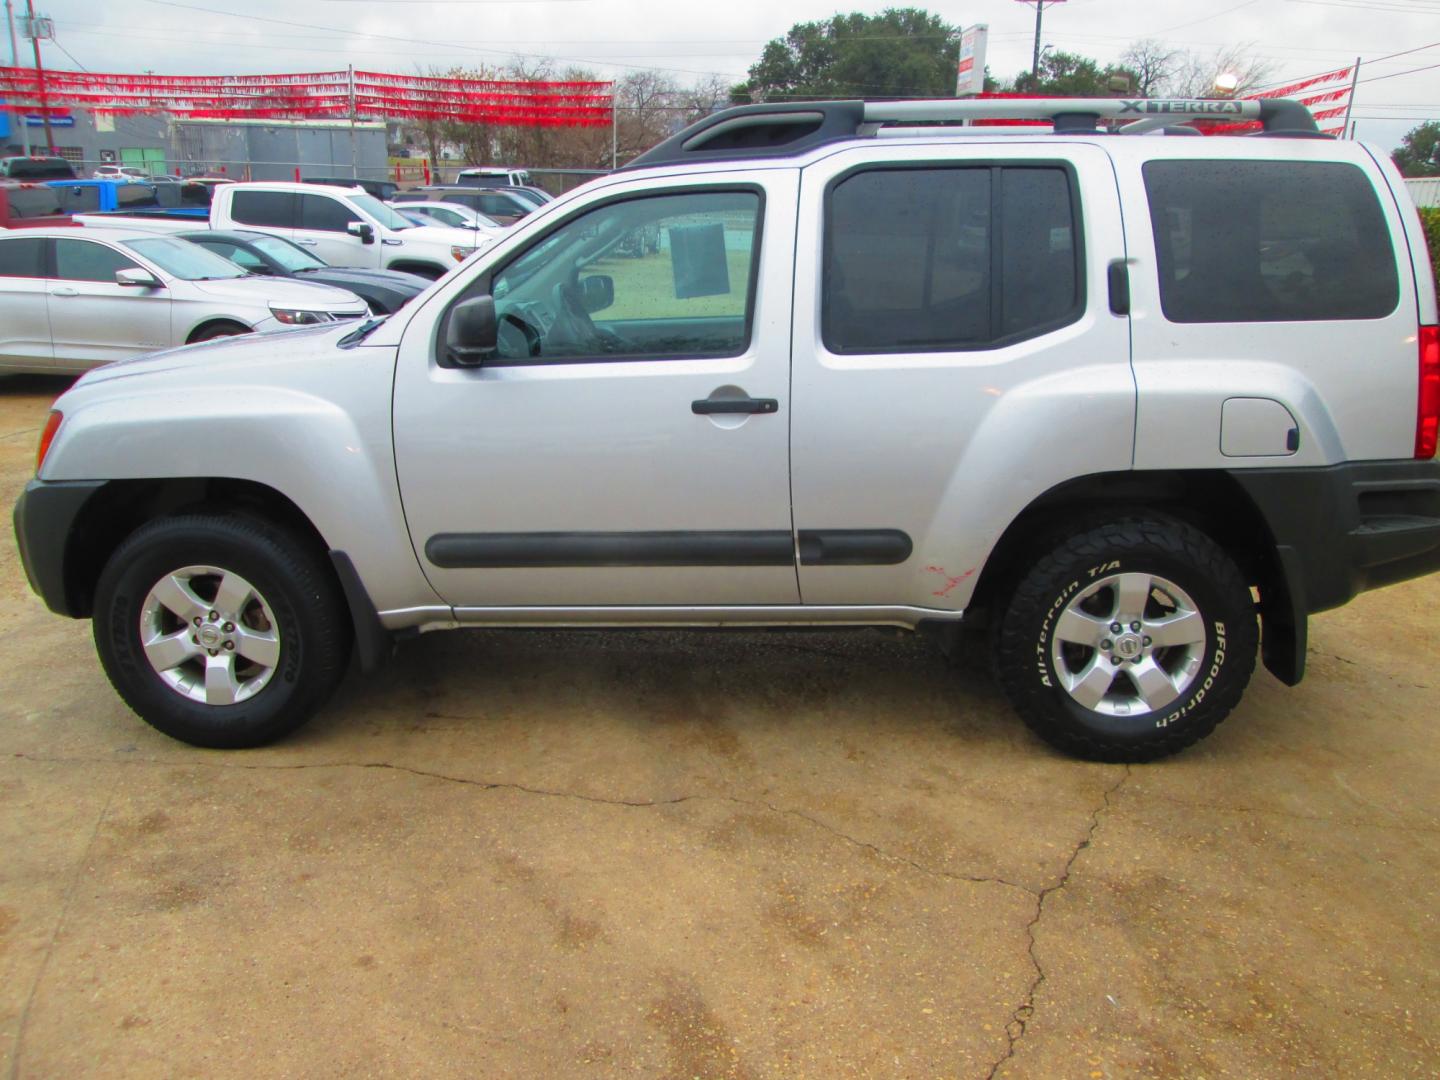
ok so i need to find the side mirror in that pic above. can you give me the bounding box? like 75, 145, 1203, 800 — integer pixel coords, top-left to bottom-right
446, 295, 497, 366
580, 274, 614, 314
347, 221, 375, 244
116, 268, 163, 288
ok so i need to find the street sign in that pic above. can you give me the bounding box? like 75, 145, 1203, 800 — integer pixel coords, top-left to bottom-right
955, 24, 989, 97
22, 114, 73, 127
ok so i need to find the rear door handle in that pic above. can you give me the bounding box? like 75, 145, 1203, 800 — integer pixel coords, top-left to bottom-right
49, 287, 78, 297
294, 238, 318, 246
691, 397, 779, 415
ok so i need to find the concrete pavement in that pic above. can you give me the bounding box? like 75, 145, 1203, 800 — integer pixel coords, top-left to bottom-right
2, 375, 1436, 1077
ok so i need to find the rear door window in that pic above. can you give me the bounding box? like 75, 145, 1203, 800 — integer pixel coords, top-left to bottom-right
0, 236, 45, 277
822, 165, 1082, 353
299, 194, 362, 232
1143, 160, 1399, 323
231, 190, 296, 229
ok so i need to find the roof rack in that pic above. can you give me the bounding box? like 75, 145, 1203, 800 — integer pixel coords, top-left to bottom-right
623, 97, 1324, 170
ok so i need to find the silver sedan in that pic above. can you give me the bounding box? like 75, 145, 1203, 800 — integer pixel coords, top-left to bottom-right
0, 226, 369, 374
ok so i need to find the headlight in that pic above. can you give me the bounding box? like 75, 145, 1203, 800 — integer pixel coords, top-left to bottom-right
268, 306, 333, 326
451, 246, 469, 262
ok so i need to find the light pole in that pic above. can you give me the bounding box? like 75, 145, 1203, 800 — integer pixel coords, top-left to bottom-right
4, 0, 31, 153
23, 0, 52, 154
1016, 0, 1065, 81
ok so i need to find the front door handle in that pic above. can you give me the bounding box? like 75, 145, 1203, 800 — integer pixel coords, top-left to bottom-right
293, 238, 318, 246
50, 287, 78, 297
691, 396, 779, 416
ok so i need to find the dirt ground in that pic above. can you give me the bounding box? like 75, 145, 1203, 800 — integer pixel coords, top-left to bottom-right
1, 374, 1437, 1078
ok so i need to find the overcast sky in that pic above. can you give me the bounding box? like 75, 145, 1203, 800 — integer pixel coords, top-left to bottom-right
15, 0, 1440, 150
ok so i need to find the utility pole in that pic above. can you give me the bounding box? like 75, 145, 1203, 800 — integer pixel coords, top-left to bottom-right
1016, 0, 1065, 81
24, 0, 52, 154
1340, 56, 1360, 139
4, 0, 31, 153
348, 64, 358, 179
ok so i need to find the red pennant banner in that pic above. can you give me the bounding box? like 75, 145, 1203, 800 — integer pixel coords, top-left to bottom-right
1252, 67, 1352, 100
0, 65, 612, 126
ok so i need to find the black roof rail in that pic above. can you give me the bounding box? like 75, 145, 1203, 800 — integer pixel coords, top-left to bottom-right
625, 101, 867, 170
622, 97, 1326, 170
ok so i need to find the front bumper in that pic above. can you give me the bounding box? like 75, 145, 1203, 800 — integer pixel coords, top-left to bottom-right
12, 478, 107, 617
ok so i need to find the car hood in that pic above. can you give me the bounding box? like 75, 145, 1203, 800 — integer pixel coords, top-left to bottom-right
187, 276, 367, 311
394, 223, 493, 250
74, 319, 374, 387
293, 266, 429, 292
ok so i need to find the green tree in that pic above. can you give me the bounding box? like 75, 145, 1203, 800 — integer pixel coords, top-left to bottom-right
1393, 121, 1440, 178
731, 8, 959, 103
1011, 50, 1138, 96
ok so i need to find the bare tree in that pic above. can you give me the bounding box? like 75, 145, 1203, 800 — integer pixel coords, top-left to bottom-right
1162, 45, 1276, 98
1120, 39, 1181, 97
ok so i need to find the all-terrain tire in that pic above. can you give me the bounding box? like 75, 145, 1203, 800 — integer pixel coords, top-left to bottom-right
93, 514, 351, 748
994, 515, 1257, 762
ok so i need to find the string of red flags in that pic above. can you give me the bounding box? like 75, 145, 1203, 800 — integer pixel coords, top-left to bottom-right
0, 65, 613, 126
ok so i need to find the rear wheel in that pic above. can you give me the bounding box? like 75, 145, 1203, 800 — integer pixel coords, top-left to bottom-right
93, 514, 351, 748
994, 516, 1257, 761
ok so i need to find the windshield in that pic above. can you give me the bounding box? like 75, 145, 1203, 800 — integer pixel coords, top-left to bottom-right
122, 237, 248, 280
5, 158, 74, 180
248, 232, 326, 272
351, 192, 413, 230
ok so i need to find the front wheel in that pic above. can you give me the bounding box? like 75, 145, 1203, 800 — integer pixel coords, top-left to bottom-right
93, 514, 351, 748
994, 516, 1257, 762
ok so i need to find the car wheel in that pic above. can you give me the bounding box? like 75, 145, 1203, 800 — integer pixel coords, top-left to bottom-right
93, 514, 351, 748
190, 321, 251, 343
993, 516, 1257, 762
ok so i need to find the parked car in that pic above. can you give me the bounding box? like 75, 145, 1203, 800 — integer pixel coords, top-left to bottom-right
508, 186, 554, 207
92, 165, 149, 183
75, 181, 487, 279
0, 155, 77, 181
0, 226, 367, 374
455, 166, 532, 187
390, 200, 506, 234
0, 181, 76, 228
14, 96, 1440, 760
392, 186, 534, 226
301, 176, 399, 202
178, 229, 429, 314
47, 178, 211, 219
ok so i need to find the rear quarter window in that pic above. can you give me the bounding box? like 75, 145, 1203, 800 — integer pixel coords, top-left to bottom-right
1143, 160, 1399, 323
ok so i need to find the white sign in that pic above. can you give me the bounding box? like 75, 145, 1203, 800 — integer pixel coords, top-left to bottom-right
955, 24, 989, 97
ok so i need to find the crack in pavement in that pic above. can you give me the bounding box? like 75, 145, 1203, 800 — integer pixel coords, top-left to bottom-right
982, 766, 1131, 1080
9, 752, 1034, 895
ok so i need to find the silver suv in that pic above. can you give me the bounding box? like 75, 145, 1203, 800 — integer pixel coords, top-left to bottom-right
14, 97, 1440, 760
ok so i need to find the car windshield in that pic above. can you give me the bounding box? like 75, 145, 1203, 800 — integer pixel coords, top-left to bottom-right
350, 192, 412, 230
247, 233, 326, 271
6, 159, 73, 179
122, 237, 248, 280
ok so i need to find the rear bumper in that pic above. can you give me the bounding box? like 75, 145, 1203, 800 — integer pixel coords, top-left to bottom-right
1231, 459, 1440, 616
12, 478, 106, 617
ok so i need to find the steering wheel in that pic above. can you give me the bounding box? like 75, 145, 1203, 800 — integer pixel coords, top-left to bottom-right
495, 312, 542, 358
552, 278, 628, 354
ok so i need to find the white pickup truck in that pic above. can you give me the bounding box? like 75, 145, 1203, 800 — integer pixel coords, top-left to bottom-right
78, 181, 504, 279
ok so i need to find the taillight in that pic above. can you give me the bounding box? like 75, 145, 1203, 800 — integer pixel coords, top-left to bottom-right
1419, 325, 1439, 460
36, 410, 62, 474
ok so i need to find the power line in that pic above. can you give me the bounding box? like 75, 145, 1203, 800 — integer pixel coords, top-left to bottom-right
136, 0, 744, 79
1145, 0, 1263, 35
1357, 59, 1440, 83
